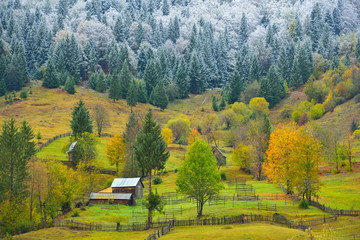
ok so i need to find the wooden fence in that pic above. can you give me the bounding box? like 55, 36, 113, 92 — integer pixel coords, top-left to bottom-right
36, 132, 72, 152
145, 223, 173, 240
278, 184, 360, 217
55, 211, 336, 233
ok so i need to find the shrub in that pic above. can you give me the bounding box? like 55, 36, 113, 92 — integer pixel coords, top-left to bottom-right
335, 97, 345, 105
8, 94, 13, 103
292, 110, 302, 124
299, 199, 309, 209
5, 95, 7, 101
20, 90, 28, 99
103, 178, 113, 189
201, 107, 205, 112
299, 112, 309, 126
174, 169, 178, 173
16, 220, 35, 234
197, 125, 202, 134
310, 104, 325, 120
36, 131, 42, 140
153, 176, 162, 185
167, 118, 190, 142
65, 77, 76, 94
162, 169, 168, 175
220, 171, 227, 180
12, 90, 16, 97
71, 210, 80, 217
280, 105, 292, 119
80, 206, 86, 211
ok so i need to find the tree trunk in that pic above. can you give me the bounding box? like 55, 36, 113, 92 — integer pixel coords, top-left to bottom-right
147, 171, 152, 229
197, 202, 203, 219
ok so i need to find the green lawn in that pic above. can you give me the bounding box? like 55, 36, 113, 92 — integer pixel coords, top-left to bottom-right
36, 136, 114, 171
161, 223, 306, 240
14, 227, 150, 240
319, 171, 360, 210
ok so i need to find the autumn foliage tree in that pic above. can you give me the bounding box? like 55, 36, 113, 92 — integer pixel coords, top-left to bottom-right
188, 127, 200, 146
161, 128, 173, 145
106, 134, 125, 175
264, 123, 322, 200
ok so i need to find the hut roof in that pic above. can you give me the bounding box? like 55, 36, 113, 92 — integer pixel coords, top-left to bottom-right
66, 141, 78, 153
111, 178, 144, 188
89, 192, 133, 200
212, 146, 226, 158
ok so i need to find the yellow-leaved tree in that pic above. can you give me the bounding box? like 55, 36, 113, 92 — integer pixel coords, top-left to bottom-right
161, 127, 173, 145
106, 134, 125, 175
188, 127, 200, 146
232, 142, 253, 171
264, 123, 301, 194
264, 123, 322, 200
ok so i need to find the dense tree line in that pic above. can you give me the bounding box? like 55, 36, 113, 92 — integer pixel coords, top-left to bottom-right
0, 0, 359, 109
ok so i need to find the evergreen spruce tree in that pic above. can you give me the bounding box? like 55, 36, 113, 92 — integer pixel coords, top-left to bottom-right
135, 22, 145, 50
212, 95, 219, 111
219, 97, 226, 111
42, 59, 59, 88
249, 54, 260, 82
127, 80, 137, 112
133, 109, 169, 228
144, 60, 158, 97
96, 70, 107, 92
64, 77, 76, 94
152, 80, 168, 110
119, 62, 132, 99
238, 13, 249, 50
310, 3, 323, 51
0, 78, 6, 97
137, 46, 147, 78
293, 14, 303, 42
137, 80, 148, 103
355, 38, 360, 63
188, 24, 197, 54
70, 100, 93, 139
324, 10, 334, 32
259, 65, 285, 108
290, 56, 302, 88
108, 43, 120, 75
162, 0, 170, 16
188, 51, 203, 94
228, 70, 242, 105
109, 74, 121, 102
89, 73, 98, 90
332, 7, 342, 35
344, 52, 350, 67
176, 59, 189, 98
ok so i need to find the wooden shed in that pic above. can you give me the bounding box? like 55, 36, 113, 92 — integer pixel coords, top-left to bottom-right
66, 141, 77, 162
111, 178, 144, 199
89, 192, 135, 205
211, 146, 227, 167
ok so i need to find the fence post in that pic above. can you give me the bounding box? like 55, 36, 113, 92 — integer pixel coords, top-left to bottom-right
324, 214, 326, 223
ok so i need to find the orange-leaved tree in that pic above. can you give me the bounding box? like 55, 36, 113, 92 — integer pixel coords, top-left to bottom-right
106, 134, 125, 175
188, 127, 200, 146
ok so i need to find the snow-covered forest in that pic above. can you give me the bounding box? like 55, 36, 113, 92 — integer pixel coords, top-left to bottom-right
0, 0, 360, 108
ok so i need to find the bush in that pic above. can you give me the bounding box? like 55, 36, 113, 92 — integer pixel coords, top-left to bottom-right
299, 199, 309, 209
162, 169, 168, 175
20, 90, 28, 99
292, 110, 302, 124
16, 220, 35, 234
71, 210, 80, 217
280, 105, 292, 119
12, 90, 16, 97
8, 94, 13, 103
80, 206, 86, 211
174, 169, 178, 173
299, 112, 309, 126
103, 179, 113, 189
310, 104, 325, 120
220, 171, 227, 180
153, 176, 162, 185
335, 97, 345, 105
36, 131, 42, 139
201, 107, 205, 112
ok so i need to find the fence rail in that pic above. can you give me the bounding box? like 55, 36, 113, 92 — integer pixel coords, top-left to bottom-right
36, 132, 72, 152
145, 223, 173, 240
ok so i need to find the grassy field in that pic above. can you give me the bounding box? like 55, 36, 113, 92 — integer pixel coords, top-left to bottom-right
161, 223, 306, 240
13, 227, 150, 240
319, 170, 360, 210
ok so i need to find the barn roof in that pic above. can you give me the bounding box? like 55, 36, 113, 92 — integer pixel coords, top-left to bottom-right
66, 141, 77, 153
111, 178, 144, 188
89, 192, 133, 200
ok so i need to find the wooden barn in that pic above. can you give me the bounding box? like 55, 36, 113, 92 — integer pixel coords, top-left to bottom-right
111, 178, 144, 199
89, 193, 135, 205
